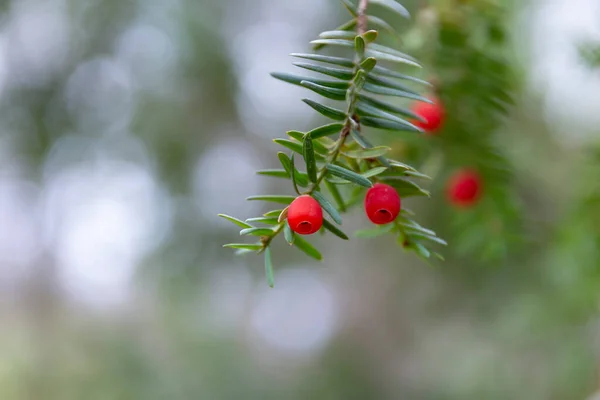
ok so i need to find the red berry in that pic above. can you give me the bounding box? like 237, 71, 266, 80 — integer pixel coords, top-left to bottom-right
287, 195, 323, 235
412, 98, 444, 133
447, 169, 482, 207
364, 183, 401, 225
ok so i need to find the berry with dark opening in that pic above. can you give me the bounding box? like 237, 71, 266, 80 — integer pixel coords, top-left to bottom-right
412, 98, 444, 134
287, 195, 323, 235
447, 169, 482, 207
364, 183, 401, 225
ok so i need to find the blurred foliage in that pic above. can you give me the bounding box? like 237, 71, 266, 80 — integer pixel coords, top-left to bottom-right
396, 0, 524, 262
580, 40, 600, 69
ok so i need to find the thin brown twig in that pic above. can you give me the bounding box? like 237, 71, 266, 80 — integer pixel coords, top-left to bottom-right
357, 0, 369, 34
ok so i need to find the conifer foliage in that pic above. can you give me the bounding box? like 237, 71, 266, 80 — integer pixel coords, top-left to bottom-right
219, 0, 446, 286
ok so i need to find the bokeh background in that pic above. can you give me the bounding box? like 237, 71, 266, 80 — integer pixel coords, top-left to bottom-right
1, 0, 600, 398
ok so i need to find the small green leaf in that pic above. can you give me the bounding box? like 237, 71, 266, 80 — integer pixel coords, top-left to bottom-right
354, 223, 395, 238
322, 219, 349, 240
324, 179, 346, 212
326, 167, 387, 182
223, 243, 263, 251
310, 38, 354, 48
339, 0, 357, 16
355, 36, 365, 59
257, 169, 289, 179
277, 152, 309, 189
285, 130, 305, 141
300, 80, 347, 101
274, 139, 326, 160
362, 166, 388, 178
433, 252, 445, 261
379, 177, 425, 191
274, 138, 303, 155
308, 123, 345, 139
294, 62, 355, 81
319, 30, 357, 40
362, 30, 378, 43
403, 170, 431, 180
272, 155, 310, 187
295, 173, 311, 187
240, 227, 274, 236
372, 65, 430, 85
284, 221, 295, 245
302, 99, 347, 120
326, 164, 373, 187
246, 195, 297, 204
312, 191, 342, 225
385, 160, 416, 171
401, 208, 415, 216
366, 15, 399, 36
271, 72, 349, 89
369, 0, 410, 18
343, 146, 390, 159
287, 131, 329, 154
278, 152, 292, 174
359, 57, 377, 72
380, 178, 430, 197
349, 128, 373, 148
348, 129, 391, 168
363, 83, 430, 102
411, 242, 431, 259
405, 232, 448, 246
313, 18, 357, 49
361, 116, 422, 132
218, 214, 252, 229
290, 53, 355, 68
366, 74, 419, 95
264, 247, 275, 287
302, 134, 318, 183
325, 177, 352, 184
369, 43, 418, 62
264, 209, 284, 217
359, 95, 428, 121
289, 154, 302, 194
366, 49, 420, 67
335, 18, 358, 31
356, 102, 417, 127
235, 248, 257, 256
246, 216, 279, 224
318, 135, 337, 147
397, 219, 436, 235
293, 235, 323, 260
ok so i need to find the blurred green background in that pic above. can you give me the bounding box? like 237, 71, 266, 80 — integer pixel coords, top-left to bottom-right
1, 0, 599, 399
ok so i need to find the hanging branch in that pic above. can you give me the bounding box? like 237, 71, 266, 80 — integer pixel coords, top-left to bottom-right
219, 0, 445, 286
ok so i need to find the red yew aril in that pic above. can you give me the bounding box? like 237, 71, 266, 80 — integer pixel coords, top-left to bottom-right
447, 169, 482, 207
364, 183, 401, 224
412, 98, 444, 134
287, 195, 323, 235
